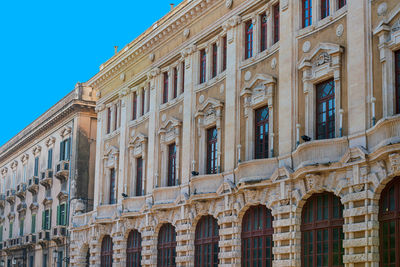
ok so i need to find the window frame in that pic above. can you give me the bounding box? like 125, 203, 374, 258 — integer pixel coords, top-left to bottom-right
132, 92, 137, 120
316, 79, 336, 140
241, 205, 274, 267
302, 0, 312, 28
245, 21, 254, 59
273, 3, 280, 44
167, 143, 177, 186
301, 192, 344, 267
260, 14, 268, 52
337, 0, 346, 9
222, 36, 227, 72
173, 67, 178, 99
127, 230, 142, 267
163, 72, 169, 104
181, 62, 185, 93
107, 107, 111, 134
157, 223, 177, 267
136, 157, 143, 197
206, 127, 218, 175
212, 43, 218, 78
194, 216, 220, 267
200, 49, 207, 84
109, 168, 116, 205
395, 50, 400, 114
321, 0, 330, 19
254, 106, 270, 159
101, 235, 113, 267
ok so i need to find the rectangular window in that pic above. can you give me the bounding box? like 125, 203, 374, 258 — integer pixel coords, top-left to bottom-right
42, 209, 51, 230
141, 89, 145, 115
245, 21, 253, 59
206, 127, 218, 174
395, 50, 400, 114
19, 219, 24, 236
222, 36, 227, 71
60, 139, 70, 161
114, 104, 118, 131
136, 157, 143, 197
57, 251, 63, 267
47, 149, 53, 170
168, 143, 177, 186
181, 61, 185, 93
0, 225, 3, 242
338, 0, 346, 8
43, 254, 48, 267
29, 256, 34, 267
316, 79, 335, 140
321, 0, 330, 19
31, 214, 36, 233
212, 43, 218, 78
273, 4, 280, 43
302, 0, 312, 28
200, 49, 207, 84
255, 106, 270, 159
57, 203, 66, 226
109, 168, 116, 204
163, 72, 169, 104
173, 67, 178, 98
34, 157, 39, 177
260, 14, 267, 52
107, 107, 111, 134
9, 222, 13, 239
132, 92, 137, 120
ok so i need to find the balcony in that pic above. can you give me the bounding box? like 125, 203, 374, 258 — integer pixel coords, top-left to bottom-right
236, 158, 278, 188
17, 203, 27, 214
38, 230, 50, 246
189, 173, 224, 200
40, 169, 53, 188
23, 234, 36, 245
96, 204, 118, 222
72, 211, 94, 228
16, 183, 27, 200
42, 190, 53, 206
122, 196, 146, 215
6, 237, 23, 250
367, 114, 400, 152
0, 193, 5, 208
55, 160, 69, 181
152, 186, 180, 207
51, 226, 67, 244
27, 177, 39, 194
6, 189, 16, 203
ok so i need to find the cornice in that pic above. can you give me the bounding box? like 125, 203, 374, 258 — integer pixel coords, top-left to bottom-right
87, 0, 221, 90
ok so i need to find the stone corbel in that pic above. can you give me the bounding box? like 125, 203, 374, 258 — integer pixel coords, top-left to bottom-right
32, 145, 42, 157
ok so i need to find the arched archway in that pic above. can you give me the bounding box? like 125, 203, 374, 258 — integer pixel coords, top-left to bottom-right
101, 235, 113, 267
126, 230, 142, 267
379, 176, 400, 266
301, 192, 344, 267
194, 216, 219, 267
157, 223, 176, 267
241, 205, 274, 267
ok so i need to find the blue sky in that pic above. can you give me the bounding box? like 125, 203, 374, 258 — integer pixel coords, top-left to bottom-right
0, 0, 182, 146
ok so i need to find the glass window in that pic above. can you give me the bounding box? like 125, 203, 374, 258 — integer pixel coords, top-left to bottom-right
181, 61, 185, 93
109, 168, 116, 204
321, 0, 330, 19
395, 50, 400, 114
260, 14, 268, 52
274, 4, 280, 43
60, 138, 71, 161
47, 149, 53, 169
31, 214, 36, 233
245, 21, 253, 59
101, 235, 113, 267
301, 192, 344, 267
132, 92, 137, 120
338, 0, 346, 9
163, 72, 169, 104
255, 106, 270, 159
200, 49, 207, 84
34, 157, 39, 177
157, 224, 176, 267
302, 0, 312, 28
206, 127, 218, 174
195, 216, 219, 267
242, 205, 274, 267
127, 230, 142, 267
212, 43, 218, 78
173, 67, 178, 98
168, 143, 177, 186
136, 158, 143, 197
316, 79, 335, 140
222, 36, 227, 71
107, 107, 111, 134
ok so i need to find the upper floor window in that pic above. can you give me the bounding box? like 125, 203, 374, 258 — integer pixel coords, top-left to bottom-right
316, 79, 335, 140
47, 148, 53, 170
34, 156, 39, 177
245, 21, 253, 59
212, 43, 218, 78
0, 225, 3, 242
31, 214, 36, 233
42, 209, 51, 230
274, 3, 280, 43
173, 67, 178, 99
260, 14, 268, 52
136, 158, 143, 197
101, 235, 113, 267
9, 222, 13, 239
127, 230, 142, 267
132, 92, 137, 120
60, 138, 70, 161
19, 218, 24, 236
395, 50, 400, 114
141, 89, 145, 115
57, 203, 67, 226
338, 0, 346, 9
113, 104, 118, 131
181, 62, 185, 93
302, 0, 312, 28
255, 106, 270, 159
163, 72, 169, 104
200, 49, 207, 84
222, 36, 227, 71
206, 127, 218, 174
107, 107, 111, 134
167, 143, 177, 186
109, 168, 116, 204
321, 0, 330, 19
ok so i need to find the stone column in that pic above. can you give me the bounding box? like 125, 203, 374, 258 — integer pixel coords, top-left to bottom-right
89, 239, 101, 266
93, 105, 106, 208
223, 15, 241, 178
140, 215, 157, 267
112, 230, 126, 267
118, 90, 129, 204
144, 85, 150, 114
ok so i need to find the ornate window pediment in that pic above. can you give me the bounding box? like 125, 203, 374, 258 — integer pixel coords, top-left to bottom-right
10, 161, 18, 171
0, 167, 7, 177
195, 98, 224, 128
104, 145, 119, 169
60, 126, 72, 138
241, 73, 276, 110
129, 133, 148, 158
20, 154, 29, 165
159, 117, 182, 144
45, 137, 56, 147
32, 145, 42, 157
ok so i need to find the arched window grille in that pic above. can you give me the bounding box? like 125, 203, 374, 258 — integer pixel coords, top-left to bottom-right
101, 235, 113, 267
379, 176, 400, 267
157, 223, 176, 267
242, 205, 274, 267
127, 230, 142, 267
301, 192, 344, 267
194, 216, 220, 267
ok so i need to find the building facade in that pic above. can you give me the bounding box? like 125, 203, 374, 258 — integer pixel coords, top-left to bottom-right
70, 0, 400, 267
0, 84, 97, 267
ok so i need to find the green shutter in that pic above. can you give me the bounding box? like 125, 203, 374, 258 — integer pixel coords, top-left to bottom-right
0, 225, 3, 242
48, 149, 53, 169
49, 208, 52, 229
31, 214, 36, 233
9, 222, 12, 239
60, 141, 64, 161
42, 211, 45, 230
57, 205, 60, 226
65, 203, 69, 226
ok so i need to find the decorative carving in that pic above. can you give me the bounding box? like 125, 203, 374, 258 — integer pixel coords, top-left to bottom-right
199, 95, 205, 104
336, 24, 344, 37
220, 84, 225, 94
302, 41, 311, 53
183, 28, 190, 38
222, 15, 241, 31
377, 2, 387, 16
271, 58, 277, 69
32, 145, 42, 156
60, 126, 72, 138
149, 53, 155, 62
313, 52, 331, 67
181, 44, 197, 58
244, 71, 252, 81
46, 137, 56, 147
225, 0, 233, 9
119, 73, 125, 81
148, 67, 161, 79
389, 153, 400, 175
392, 19, 400, 33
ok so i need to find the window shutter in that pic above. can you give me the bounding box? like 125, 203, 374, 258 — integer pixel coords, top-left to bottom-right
60, 141, 64, 161
65, 203, 69, 226
31, 214, 36, 233
57, 205, 60, 226
67, 138, 71, 160
0, 225, 3, 242
42, 211, 45, 230
49, 209, 52, 229
48, 149, 53, 169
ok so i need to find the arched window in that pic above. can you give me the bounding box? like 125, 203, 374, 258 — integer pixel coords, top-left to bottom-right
101, 235, 113, 267
242, 205, 274, 267
127, 230, 142, 267
157, 223, 176, 267
379, 176, 400, 267
86, 249, 90, 267
301, 192, 344, 267
195, 216, 220, 267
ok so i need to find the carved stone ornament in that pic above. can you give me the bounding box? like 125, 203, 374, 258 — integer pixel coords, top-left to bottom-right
244, 71, 252, 81
313, 52, 331, 67
302, 41, 311, 53
119, 73, 125, 81
20, 153, 29, 164
271, 58, 277, 69
95, 103, 106, 113
222, 15, 241, 31
161, 114, 167, 122
199, 95, 205, 104
225, 0, 233, 9
336, 24, 344, 37
183, 28, 190, 38
389, 153, 400, 175
181, 44, 197, 58
393, 19, 400, 33
46, 137, 56, 147
377, 2, 387, 16
148, 67, 160, 79
220, 84, 225, 94
1, 167, 8, 176
60, 126, 72, 138
32, 145, 42, 156
149, 53, 155, 62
